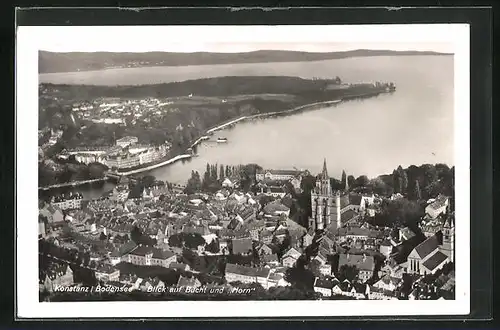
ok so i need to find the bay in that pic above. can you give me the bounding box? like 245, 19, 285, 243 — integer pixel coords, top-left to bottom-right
44, 55, 454, 194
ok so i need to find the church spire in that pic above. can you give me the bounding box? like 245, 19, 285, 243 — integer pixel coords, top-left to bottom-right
344, 170, 349, 192
322, 158, 329, 179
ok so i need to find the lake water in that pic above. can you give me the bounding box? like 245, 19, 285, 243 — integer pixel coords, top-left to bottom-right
44, 56, 454, 193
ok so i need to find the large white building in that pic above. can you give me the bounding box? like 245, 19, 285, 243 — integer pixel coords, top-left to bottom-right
116, 136, 139, 148
425, 195, 449, 219
104, 145, 169, 170
256, 169, 306, 182
224, 263, 270, 287
105, 152, 141, 169
50, 192, 83, 210
338, 253, 375, 283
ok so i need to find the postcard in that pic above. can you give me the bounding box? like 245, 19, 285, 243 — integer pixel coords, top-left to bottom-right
16, 23, 470, 318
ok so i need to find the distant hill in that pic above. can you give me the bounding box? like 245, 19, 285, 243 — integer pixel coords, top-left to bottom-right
39, 49, 452, 74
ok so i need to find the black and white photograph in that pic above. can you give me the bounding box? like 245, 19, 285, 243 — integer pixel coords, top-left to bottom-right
16, 23, 471, 318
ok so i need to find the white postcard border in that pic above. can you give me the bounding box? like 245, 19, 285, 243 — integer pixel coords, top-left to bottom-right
16, 24, 470, 318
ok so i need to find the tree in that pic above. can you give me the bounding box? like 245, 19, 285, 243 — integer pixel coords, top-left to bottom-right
130, 225, 142, 245
225, 165, 231, 178
211, 164, 218, 181
88, 163, 107, 179
347, 175, 355, 189
309, 259, 322, 277
182, 248, 199, 266
401, 170, 409, 194
413, 180, 422, 201
341, 170, 347, 190
206, 239, 220, 254
259, 194, 275, 208
141, 175, 156, 188
278, 231, 291, 258
300, 175, 316, 193
338, 264, 359, 282
355, 175, 369, 188
185, 170, 202, 194
220, 164, 225, 181
330, 178, 343, 191
182, 233, 206, 249
168, 234, 183, 248
395, 165, 408, 194
369, 177, 394, 196
284, 256, 315, 291
372, 198, 424, 229
130, 225, 156, 246
392, 169, 400, 193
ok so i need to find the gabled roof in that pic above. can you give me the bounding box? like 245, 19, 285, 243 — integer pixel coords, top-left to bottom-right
376, 274, 402, 287
96, 264, 118, 274
334, 281, 351, 292
263, 201, 290, 214
247, 219, 266, 230
422, 251, 448, 271
257, 243, 272, 252
227, 218, 241, 231
414, 235, 440, 259
338, 253, 375, 272
314, 277, 335, 290
177, 275, 200, 287
427, 194, 449, 210
128, 245, 153, 257
283, 247, 302, 259
232, 238, 253, 255
46, 204, 63, 215
262, 253, 279, 263
169, 262, 189, 270
258, 169, 302, 176
152, 249, 175, 260
340, 210, 358, 223
400, 227, 416, 240
225, 263, 270, 278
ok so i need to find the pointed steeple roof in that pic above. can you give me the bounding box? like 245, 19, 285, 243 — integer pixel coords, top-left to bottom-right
321, 158, 329, 179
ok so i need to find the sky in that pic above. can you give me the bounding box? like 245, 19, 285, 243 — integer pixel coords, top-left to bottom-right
29, 25, 462, 53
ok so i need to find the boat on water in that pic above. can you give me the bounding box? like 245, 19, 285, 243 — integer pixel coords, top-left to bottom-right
217, 137, 228, 143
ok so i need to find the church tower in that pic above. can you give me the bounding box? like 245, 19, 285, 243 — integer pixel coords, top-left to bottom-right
440, 214, 455, 262
317, 158, 331, 195
310, 159, 339, 231
332, 191, 342, 229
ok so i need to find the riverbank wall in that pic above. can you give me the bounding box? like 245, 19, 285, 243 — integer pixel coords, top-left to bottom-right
111, 153, 193, 176
38, 177, 110, 191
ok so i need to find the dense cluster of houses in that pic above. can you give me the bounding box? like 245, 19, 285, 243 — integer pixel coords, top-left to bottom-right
69, 97, 175, 127
38, 164, 455, 301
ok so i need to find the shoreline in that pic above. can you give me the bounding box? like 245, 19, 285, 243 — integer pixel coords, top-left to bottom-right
110, 154, 193, 176
202, 99, 343, 136
38, 177, 110, 191
201, 90, 390, 135
40, 89, 392, 189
